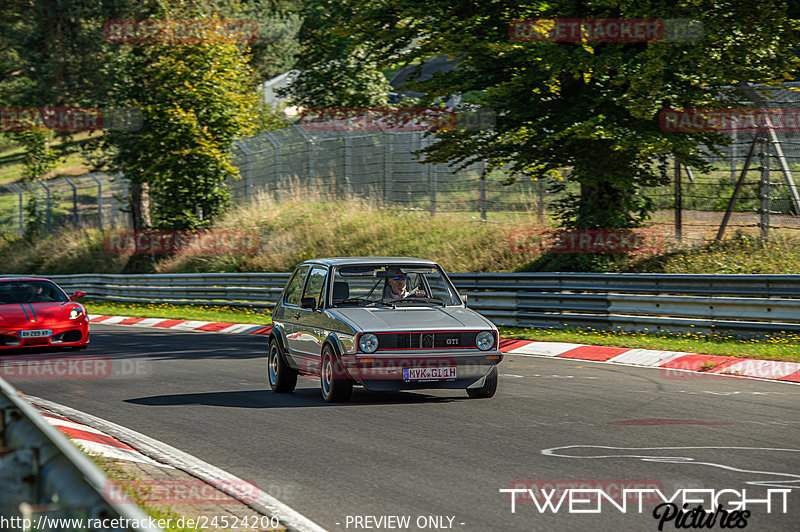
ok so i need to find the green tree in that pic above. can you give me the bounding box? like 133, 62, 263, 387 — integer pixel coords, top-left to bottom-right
282, 0, 392, 107
103, 23, 260, 230
334, 0, 798, 268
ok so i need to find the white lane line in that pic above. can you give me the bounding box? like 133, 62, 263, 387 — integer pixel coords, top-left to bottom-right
29, 396, 327, 532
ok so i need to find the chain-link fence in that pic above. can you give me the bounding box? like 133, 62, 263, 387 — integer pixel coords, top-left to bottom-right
0, 172, 129, 235
3, 83, 800, 242
231, 125, 552, 217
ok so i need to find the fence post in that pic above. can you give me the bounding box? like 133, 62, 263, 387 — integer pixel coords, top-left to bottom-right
292, 124, 315, 187
384, 132, 392, 205
9, 183, 23, 234
537, 178, 545, 224
730, 129, 737, 184
262, 131, 281, 201
674, 157, 682, 241
233, 140, 253, 201
38, 180, 52, 234
759, 138, 771, 241
344, 133, 352, 196
479, 172, 487, 221
64, 177, 78, 227
89, 173, 103, 229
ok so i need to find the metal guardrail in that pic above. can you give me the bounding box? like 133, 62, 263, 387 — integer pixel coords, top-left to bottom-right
0, 377, 162, 531
41, 272, 800, 336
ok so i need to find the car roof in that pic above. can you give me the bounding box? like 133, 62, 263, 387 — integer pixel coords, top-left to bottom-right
300, 257, 439, 267
0, 276, 53, 283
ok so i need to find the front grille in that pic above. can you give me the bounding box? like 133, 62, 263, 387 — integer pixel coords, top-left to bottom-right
376, 331, 478, 350
52, 330, 83, 343
0, 334, 20, 347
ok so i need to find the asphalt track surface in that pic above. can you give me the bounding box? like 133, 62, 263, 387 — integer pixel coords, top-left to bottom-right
5, 324, 800, 532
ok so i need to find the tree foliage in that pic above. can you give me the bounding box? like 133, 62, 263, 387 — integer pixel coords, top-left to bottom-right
328, 0, 798, 240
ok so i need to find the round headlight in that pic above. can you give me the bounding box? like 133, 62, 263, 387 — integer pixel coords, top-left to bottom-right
476, 331, 495, 351
69, 307, 84, 320
358, 333, 379, 353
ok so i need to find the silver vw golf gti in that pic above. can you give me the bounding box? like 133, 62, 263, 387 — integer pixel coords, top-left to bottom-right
268, 257, 502, 402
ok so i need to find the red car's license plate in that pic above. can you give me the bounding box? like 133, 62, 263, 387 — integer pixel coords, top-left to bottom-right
403, 367, 457, 381
20, 329, 52, 338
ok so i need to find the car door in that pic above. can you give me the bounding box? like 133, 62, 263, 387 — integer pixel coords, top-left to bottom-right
281, 265, 309, 365
293, 265, 329, 374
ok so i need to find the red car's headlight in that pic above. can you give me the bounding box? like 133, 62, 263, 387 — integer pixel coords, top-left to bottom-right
69, 307, 84, 320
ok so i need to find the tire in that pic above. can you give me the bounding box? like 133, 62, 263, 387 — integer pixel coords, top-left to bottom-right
320, 346, 353, 403
467, 365, 498, 399
268, 339, 298, 393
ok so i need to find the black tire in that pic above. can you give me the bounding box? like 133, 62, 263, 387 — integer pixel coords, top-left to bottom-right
320, 346, 353, 403
268, 339, 298, 393
467, 365, 498, 399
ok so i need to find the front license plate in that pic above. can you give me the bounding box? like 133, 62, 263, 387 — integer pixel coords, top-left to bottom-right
20, 329, 52, 338
403, 367, 457, 381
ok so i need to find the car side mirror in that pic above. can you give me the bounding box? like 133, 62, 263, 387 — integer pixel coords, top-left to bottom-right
300, 297, 316, 310
461, 294, 468, 306
70, 290, 86, 301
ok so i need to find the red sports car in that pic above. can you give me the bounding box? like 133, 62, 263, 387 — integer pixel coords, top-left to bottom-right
0, 277, 89, 350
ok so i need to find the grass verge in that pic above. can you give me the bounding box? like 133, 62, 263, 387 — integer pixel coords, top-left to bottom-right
499, 326, 800, 363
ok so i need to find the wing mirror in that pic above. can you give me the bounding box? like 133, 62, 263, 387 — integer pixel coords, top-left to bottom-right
70, 290, 86, 301
461, 294, 468, 306
300, 297, 316, 310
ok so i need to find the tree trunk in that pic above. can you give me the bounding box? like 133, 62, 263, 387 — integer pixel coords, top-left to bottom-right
129, 181, 152, 231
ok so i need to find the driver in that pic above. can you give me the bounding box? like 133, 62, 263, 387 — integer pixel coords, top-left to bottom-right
383, 268, 426, 300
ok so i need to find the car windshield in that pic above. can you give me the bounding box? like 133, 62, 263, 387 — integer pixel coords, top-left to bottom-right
330, 264, 460, 307
0, 281, 68, 304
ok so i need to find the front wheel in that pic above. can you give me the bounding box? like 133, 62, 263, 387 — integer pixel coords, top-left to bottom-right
321, 347, 353, 403
467, 365, 498, 399
268, 339, 298, 393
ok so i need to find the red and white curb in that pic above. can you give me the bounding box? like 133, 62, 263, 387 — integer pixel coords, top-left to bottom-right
88, 314, 800, 384
88, 314, 272, 336
498, 339, 800, 384
36, 407, 173, 468
29, 396, 326, 532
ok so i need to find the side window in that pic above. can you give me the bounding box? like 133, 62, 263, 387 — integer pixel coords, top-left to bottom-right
284, 266, 309, 306
302, 267, 328, 308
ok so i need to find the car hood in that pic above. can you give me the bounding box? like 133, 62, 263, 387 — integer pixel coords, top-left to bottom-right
0, 302, 78, 326
328, 306, 495, 332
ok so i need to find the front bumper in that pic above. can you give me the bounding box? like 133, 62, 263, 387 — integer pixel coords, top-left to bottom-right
0, 320, 90, 350
340, 349, 502, 391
